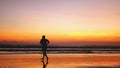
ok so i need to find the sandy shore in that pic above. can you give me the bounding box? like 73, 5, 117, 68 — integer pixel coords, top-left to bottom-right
0, 54, 120, 68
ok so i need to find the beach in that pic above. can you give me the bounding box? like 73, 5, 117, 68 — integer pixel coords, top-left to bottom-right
0, 54, 120, 68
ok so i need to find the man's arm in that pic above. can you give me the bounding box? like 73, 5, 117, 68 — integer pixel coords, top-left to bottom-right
47, 39, 49, 44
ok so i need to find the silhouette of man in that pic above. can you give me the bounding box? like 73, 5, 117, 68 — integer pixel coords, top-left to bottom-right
40, 35, 49, 60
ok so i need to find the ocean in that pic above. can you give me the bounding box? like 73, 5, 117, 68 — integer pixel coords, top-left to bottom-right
0, 45, 120, 54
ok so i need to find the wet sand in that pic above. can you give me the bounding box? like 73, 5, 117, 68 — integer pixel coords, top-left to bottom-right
0, 54, 120, 68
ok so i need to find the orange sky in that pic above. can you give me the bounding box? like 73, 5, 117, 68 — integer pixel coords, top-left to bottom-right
0, 0, 120, 44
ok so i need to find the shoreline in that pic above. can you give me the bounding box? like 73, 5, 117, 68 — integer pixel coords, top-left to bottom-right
0, 53, 120, 68
0, 53, 120, 56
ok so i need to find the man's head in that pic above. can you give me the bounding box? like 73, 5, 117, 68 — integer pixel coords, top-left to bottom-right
42, 35, 45, 39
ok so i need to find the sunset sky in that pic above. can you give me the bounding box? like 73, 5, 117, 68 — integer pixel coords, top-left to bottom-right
0, 0, 120, 44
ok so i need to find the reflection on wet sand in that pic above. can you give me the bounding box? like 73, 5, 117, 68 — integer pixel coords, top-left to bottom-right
0, 54, 120, 68
42, 58, 48, 68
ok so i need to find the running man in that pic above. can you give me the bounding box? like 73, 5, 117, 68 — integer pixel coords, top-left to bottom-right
40, 35, 49, 60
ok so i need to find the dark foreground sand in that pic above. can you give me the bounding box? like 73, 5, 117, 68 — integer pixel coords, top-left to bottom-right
0, 54, 120, 68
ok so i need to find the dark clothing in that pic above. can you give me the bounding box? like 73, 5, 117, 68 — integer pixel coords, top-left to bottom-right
40, 39, 49, 51
40, 39, 49, 46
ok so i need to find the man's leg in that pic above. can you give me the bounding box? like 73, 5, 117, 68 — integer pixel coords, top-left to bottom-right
43, 50, 48, 59
43, 50, 46, 59
41, 51, 44, 61
41, 48, 44, 60
45, 48, 48, 59
44, 52, 48, 59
